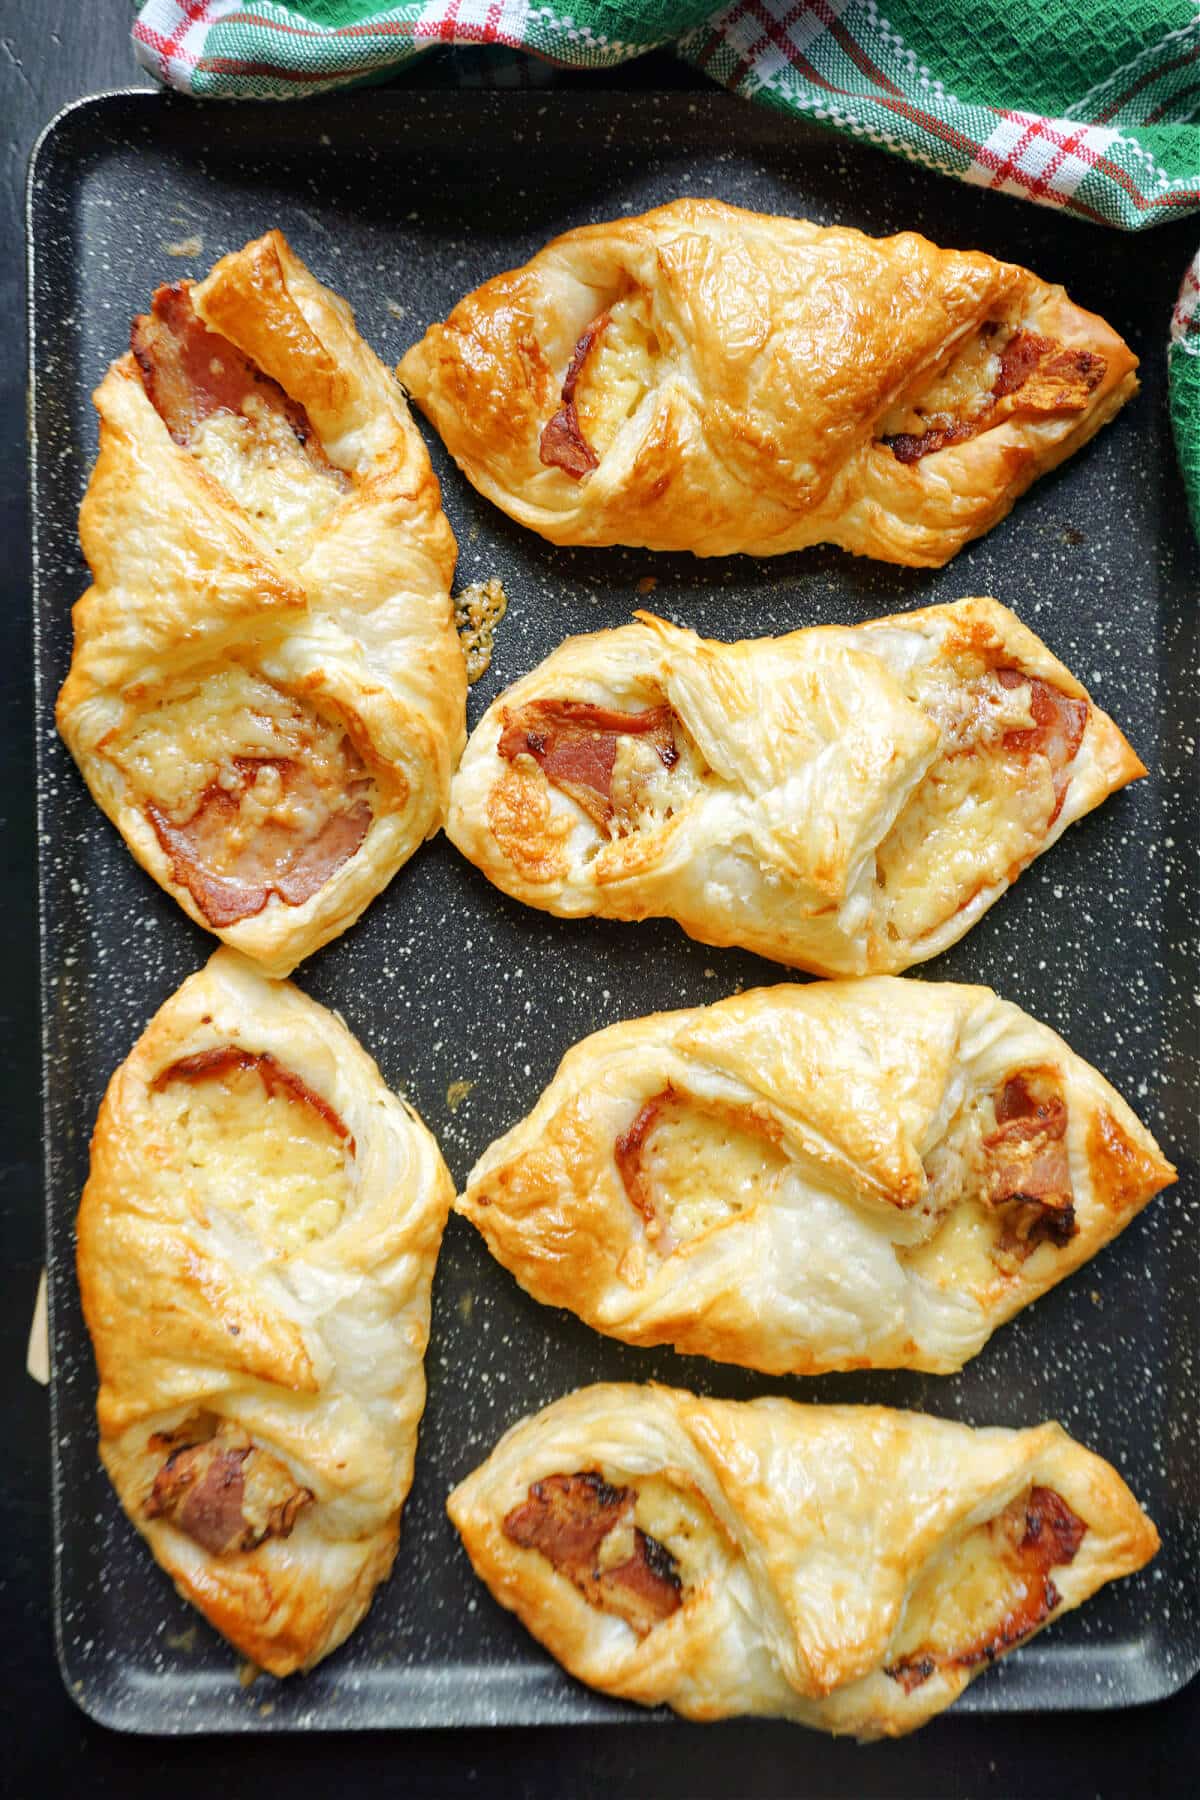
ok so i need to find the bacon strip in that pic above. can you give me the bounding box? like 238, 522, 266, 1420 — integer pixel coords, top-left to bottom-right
132, 281, 336, 474
996, 670, 1088, 822
883, 327, 1108, 464
538, 312, 610, 479
885, 1485, 1087, 1693
883, 421, 977, 464
614, 1089, 676, 1241
994, 333, 1106, 405
145, 1429, 313, 1557
983, 1072, 1076, 1254
148, 755, 372, 930
497, 698, 678, 831
152, 1045, 355, 1154
503, 1470, 682, 1636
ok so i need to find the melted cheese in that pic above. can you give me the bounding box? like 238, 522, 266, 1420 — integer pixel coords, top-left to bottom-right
575, 290, 660, 458
876, 665, 1053, 943
149, 1061, 351, 1255
889, 1490, 1031, 1664
110, 665, 361, 827
877, 750, 1053, 941
900, 1195, 1003, 1300
190, 398, 346, 562
900, 1091, 1021, 1301
609, 732, 699, 833
878, 327, 1006, 439
641, 1101, 789, 1247
630, 1472, 728, 1592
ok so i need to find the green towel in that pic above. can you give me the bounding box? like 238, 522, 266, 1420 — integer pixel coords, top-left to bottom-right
132, 1, 1200, 537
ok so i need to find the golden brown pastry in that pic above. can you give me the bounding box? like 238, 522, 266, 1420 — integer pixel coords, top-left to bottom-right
446, 597, 1142, 976
448, 1383, 1158, 1737
58, 231, 467, 977
458, 978, 1174, 1374
76, 948, 453, 1675
398, 198, 1137, 564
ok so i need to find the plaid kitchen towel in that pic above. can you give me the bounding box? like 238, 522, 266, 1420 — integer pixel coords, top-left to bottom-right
132, 0, 1200, 533
1171, 252, 1200, 536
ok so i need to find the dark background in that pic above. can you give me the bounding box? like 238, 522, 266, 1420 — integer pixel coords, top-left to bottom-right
2, 3, 1197, 1793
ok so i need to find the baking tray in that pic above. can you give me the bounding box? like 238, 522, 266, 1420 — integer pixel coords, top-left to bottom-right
28, 88, 1200, 1735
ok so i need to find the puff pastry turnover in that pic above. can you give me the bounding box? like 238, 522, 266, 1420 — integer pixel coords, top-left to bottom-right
58, 231, 467, 977
449, 1384, 1158, 1736
446, 597, 1142, 976
398, 198, 1137, 565
76, 948, 454, 1675
458, 978, 1174, 1374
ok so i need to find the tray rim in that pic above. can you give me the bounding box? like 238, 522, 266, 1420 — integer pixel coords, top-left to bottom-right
26, 83, 1200, 1736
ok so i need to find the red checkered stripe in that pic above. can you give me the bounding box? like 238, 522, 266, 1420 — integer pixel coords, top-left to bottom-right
1172, 253, 1200, 348
682, 0, 1200, 229
133, 1, 665, 95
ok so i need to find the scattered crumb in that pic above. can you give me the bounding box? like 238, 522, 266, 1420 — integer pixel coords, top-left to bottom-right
1062, 527, 1085, 546
636, 575, 658, 594
258, 1701, 275, 1718
454, 578, 508, 683
165, 1626, 199, 1654
446, 1078, 476, 1113
458, 1291, 474, 1324
386, 299, 407, 320
237, 1660, 261, 1689
1091, 1289, 1102, 1306
163, 235, 203, 257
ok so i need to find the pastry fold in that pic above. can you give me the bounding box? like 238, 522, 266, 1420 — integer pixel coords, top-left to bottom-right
448, 1383, 1158, 1736
458, 978, 1174, 1374
58, 230, 467, 976
446, 597, 1143, 976
76, 947, 453, 1675
398, 198, 1137, 565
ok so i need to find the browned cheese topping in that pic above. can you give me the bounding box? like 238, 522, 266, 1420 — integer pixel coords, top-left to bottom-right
144, 1420, 313, 1557
883, 326, 1107, 465
497, 698, 678, 832
885, 1485, 1088, 1693
148, 747, 373, 930
131, 279, 338, 475
503, 1470, 683, 1636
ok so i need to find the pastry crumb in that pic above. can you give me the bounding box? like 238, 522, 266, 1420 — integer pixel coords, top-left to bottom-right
454, 578, 508, 683
163, 235, 203, 257
237, 1659, 261, 1689
446, 1078, 476, 1113
165, 1626, 199, 1654
636, 575, 658, 594
385, 299, 407, 320
458, 1291, 474, 1323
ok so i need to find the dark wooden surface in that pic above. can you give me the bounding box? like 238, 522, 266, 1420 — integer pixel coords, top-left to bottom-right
2, 3, 1197, 1792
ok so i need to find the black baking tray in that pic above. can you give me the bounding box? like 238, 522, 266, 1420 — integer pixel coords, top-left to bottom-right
28, 88, 1200, 1735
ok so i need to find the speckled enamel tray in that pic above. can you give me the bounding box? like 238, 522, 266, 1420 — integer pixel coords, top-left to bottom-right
29, 89, 1200, 1733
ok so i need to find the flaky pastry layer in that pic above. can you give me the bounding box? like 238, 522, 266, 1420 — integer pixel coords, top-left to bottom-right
459, 978, 1174, 1374
399, 198, 1137, 565
446, 597, 1143, 976
58, 231, 466, 975
449, 1383, 1158, 1736
76, 948, 453, 1675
